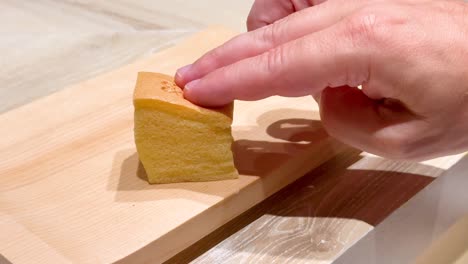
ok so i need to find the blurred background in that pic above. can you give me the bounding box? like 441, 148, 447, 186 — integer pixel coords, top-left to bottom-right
0, 0, 254, 113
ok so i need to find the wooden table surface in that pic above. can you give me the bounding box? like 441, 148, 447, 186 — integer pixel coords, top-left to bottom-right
1, 1, 466, 263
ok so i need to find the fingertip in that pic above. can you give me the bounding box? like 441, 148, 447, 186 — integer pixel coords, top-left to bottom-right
175, 64, 193, 87
183, 78, 233, 108
183, 79, 215, 106
174, 72, 184, 87
183, 79, 199, 99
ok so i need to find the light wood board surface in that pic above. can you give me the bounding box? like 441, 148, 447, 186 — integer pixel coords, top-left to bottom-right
1, 27, 350, 264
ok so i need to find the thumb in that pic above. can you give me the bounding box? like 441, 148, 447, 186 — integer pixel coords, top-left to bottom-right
319, 86, 420, 159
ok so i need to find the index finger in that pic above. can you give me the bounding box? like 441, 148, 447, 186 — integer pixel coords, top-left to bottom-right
183, 18, 372, 107
175, 0, 361, 87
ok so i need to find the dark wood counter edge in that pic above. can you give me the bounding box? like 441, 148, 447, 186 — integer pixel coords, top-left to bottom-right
166, 148, 439, 263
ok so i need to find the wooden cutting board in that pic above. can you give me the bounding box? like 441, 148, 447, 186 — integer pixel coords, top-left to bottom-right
0, 27, 347, 264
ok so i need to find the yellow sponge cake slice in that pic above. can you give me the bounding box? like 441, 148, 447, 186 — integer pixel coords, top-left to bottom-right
133, 72, 238, 184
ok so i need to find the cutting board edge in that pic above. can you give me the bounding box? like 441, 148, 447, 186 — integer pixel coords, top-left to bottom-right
115, 138, 348, 263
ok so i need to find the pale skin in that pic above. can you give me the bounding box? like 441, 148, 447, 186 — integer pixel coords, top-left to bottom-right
175, 0, 468, 161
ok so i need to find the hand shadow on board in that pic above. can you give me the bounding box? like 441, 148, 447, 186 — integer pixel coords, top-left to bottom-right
109, 108, 331, 203
232, 117, 328, 177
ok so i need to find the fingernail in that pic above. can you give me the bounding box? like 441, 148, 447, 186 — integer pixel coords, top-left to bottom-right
184, 79, 200, 92
176, 64, 192, 82
183, 79, 200, 101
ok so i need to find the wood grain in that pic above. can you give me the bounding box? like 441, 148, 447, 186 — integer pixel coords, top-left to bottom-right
2, 2, 467, 263
1, 0, 253, 33
169, 149, 457, 263
0, 27, 349, 264
0, 0, 253, 113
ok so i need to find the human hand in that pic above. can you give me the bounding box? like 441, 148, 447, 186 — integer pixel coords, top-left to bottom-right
246, 0, 322, 31
175, 0, 468, 160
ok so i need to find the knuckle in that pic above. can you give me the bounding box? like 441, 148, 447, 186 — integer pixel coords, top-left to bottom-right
375, 131, 415, 160
345, 13, 379, 44
264, 46, 286, 74
344, 7, 393, 46
342, 67, 369, 88
259, 12, 295, 45
260, 24, 275, 44
260, 20, 283, 45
